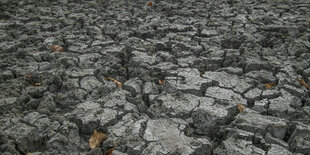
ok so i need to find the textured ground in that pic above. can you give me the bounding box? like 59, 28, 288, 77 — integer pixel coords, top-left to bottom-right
1, 0, 310, 154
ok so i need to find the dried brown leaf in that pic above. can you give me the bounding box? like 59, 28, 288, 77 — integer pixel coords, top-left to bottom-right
106, 77, 122, 88
237, 103, 246, 112
50, 45, 64, 52
32, 83, 41, 87
104, 148, 115, 155
89, 130, 107, 149
147, 1, 153, 6
114, 80, 122, 88
298, 77, 309, 89
159, 80, 164, 85
264, 83, 276, 89
26, 74, 32, 79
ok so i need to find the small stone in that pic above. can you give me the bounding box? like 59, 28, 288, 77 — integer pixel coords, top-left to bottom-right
303, 68, 310, 77
232, 110, 288, 139
165, 68, 213, 96
78, 53, 101, 68
80, 76, 102, 92
143, 118, 211, 154
262, 89, 279, 99
66, 69, 95, 77
245, 70, 277, 83
267, 144, 293, 155
268, 97, 294, 118
244, 88, 262, 102
201, 29, 218, 37
281, 84, 305, 98
214, 135, 265, 155
205, 87, 247, 106
123, 78, 143, 97
218, 67, 243, 76
244, 58, 272, 73
252, 99, 268, 113
66, 101, 118, 134
0, 70, 14, 83
288, 122, 310, 154
142, 82, 159, 95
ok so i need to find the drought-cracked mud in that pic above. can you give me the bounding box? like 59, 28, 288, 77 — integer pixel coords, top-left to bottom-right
1, 0, 310, 154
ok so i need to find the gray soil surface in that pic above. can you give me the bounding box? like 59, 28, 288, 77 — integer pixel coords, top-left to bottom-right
1, 0, 310, 154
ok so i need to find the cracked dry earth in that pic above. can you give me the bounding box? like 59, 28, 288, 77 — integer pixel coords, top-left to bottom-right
1, 0, 310, 154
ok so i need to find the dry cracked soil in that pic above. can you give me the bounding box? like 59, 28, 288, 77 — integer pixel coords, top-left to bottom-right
1, 0, 310, 154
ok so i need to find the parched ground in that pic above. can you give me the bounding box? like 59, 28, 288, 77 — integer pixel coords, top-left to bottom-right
1, 0, 310, 154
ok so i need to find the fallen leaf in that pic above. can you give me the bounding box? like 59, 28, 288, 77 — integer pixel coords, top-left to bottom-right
50, 45, 64, 52
200, 72, 204, 77
264, 83, 276, 89
147, 1, 153, 6
237, 103, 246, 112
104, 148, 115, 155
32, 83, 41, 87
106, 77, 122, 88
89, 130, 107, 149
159, 80, 164, 85
114, 80, 122, 88
26, 74, 36, 85
26, 74, 32, 79
298, 77, 309, 89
